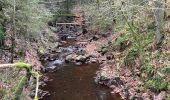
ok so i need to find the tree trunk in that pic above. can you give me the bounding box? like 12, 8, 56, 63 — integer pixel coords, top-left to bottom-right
10, 0, 16, 63
154, 0, 164, 46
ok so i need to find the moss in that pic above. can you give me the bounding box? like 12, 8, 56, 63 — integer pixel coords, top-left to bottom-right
160, 67, 170, 74
0, 11, 5, 41
0, 24, 4, 40
97, 46, 108, 55
0, 88, 6, 99
15, 62, 32, 69
34, 96, 38, 100
164, 52, 170, 61
167, 84, 170, 90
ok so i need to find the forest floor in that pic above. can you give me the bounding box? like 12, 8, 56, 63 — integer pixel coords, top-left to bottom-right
0, 23, 170, 100
1, 4, 170, 99
75, 30, 170, 100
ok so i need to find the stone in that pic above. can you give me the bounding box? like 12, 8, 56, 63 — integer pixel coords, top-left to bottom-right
106, 53, 114, 60
29, 90, 35, 98
96, 91, 109, 100
95, 71, 109, 84
97, 47, 108, 55
101, 32, 110, 37
75, 55, 87, 62
101, 48, 108, 55
52, 59, 65, 66
47, 54, 58, 61
89, 54, 97, 58
154, 91, 166, 100
49, 35, 59, 42
65, 54, 74, 62
65, 54, 77, 62
60, 34, 68, 41
92, 35, 99, 41
89, 58, 98, 63
75, 62, 82, 65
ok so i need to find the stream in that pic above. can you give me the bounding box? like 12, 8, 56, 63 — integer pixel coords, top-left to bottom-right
40, 22, 121, 100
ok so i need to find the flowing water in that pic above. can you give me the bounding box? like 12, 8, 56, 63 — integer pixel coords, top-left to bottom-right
41, 63, 121, 100
40, 23, 121, 100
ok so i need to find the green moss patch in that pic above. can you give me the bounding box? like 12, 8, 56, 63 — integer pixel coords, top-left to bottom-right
15, 62, 32, 69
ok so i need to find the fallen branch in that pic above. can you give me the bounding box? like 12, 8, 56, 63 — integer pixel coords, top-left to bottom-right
0, 62, 32, 69
31, 71, 40, 100
0, 64, 15, 68
0, 62, 33, 99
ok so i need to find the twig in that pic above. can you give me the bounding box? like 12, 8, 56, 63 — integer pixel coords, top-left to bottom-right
31, 71, 40, 100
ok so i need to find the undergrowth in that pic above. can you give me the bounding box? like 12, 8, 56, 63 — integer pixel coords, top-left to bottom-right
0, 63, 40, 100
110, 22, 170, 95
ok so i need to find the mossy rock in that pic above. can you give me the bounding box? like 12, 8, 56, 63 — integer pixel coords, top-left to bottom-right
75, 55, 87, 62
100, 76, 109, 81
99, 71, 109, 81
97, 46, 108, 55
101, 48, 108, 55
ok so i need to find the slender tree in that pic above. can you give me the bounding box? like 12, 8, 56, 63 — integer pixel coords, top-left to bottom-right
10, 0, 16, 63
154, 0, 164, 46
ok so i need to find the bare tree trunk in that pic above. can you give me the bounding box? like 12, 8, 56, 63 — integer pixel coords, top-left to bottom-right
10, 0, 16, 63
109, 0, 115, 34
154, 0, 164, 46
164, 0, 167, 19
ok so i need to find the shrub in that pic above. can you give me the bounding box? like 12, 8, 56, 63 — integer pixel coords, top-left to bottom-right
145, 75, 167, 92
124, 48, 139, 67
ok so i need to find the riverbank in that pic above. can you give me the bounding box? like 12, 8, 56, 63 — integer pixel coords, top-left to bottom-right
75, 30, 170, 99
